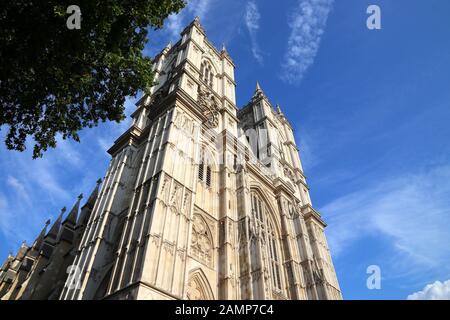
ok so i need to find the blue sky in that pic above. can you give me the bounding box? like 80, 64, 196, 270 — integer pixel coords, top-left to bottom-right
1, 0, 450, 300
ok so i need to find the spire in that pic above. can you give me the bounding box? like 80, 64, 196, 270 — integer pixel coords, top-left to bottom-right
32, 219, 50, 249
252, 81, 266, 100
256, 81, 262, 92
46, 207, 65, 239
219, 44, 233, 63
63, 194, 83, 225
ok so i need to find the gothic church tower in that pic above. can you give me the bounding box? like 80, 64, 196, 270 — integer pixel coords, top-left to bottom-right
58, 18, 341, 300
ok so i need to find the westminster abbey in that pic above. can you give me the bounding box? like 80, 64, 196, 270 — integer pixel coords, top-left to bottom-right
0, 18, 341, 300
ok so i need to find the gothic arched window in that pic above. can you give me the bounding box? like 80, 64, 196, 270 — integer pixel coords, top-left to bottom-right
167, 62, 176, 80
250, 191, 283, 292
198, 147, 213, 188
201, 61, 214, 88
268, 221, 282, 290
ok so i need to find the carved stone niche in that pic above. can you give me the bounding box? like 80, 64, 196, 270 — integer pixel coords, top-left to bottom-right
197, 85, 220, 128
159, 176, 171, 203
181, 191, 192, 217
174, 110, 195, 136
190, 214, 213, 267
168, 181, 183, 213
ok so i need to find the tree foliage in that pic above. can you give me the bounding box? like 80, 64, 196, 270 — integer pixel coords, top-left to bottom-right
0, 0, 185, 158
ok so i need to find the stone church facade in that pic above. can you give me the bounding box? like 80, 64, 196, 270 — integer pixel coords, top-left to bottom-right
0, 18, 341, 300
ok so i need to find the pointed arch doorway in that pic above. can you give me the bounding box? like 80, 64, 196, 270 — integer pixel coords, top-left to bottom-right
185, 269, 214, 300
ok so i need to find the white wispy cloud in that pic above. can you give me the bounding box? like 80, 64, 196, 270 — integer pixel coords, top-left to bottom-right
0, 154, 80, 249
296, 130, 320, 171
97, 137, 111, 152
190, 0, 212, 18
166, 13, 185, 40
0, 186, 47, 248
407, 280, 450, 300
245, 0, 263, 64
0, 94, 138, 252
55, 136, 83, 168
12, 141, 72, 203
281, 0, 334, 84
321, 165, 450, 278
0, 193, 14, 242
32, 160, 71, 200
6, 176, 31, 205
165, 0, 214, 40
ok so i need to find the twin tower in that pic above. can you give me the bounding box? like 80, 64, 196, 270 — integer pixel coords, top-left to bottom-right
0, 18, 341, 300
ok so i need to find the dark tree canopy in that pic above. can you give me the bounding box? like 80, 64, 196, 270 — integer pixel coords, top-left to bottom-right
0, 0, 185, 158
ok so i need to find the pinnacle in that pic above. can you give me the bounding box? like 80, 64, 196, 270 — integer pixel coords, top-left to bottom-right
63, 194, 83, 225
256, 81, 262, 92
46, 207, 65, 239
276, 104, 282, 113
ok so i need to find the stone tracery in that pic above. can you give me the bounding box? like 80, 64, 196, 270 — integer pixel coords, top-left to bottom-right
250, 191, 283, 294
197, 85, 220, 128
190, 214, 213, 267
186, 269, 214, 300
